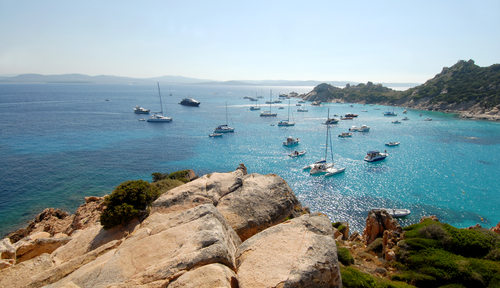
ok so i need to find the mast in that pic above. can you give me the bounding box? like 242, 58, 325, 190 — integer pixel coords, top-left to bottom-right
157, 82, 163, 115
325, 108, 330, 161
225, 101, 229, 125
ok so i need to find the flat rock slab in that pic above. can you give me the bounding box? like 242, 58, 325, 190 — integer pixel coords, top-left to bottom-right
236, 213, 342, 288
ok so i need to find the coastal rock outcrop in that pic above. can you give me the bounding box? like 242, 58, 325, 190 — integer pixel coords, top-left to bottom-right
0, 165, 340, 288
362, 209, 402, 245
236, 213, 342, 288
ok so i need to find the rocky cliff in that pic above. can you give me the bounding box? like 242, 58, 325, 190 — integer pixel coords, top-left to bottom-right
0, 164, 343, 288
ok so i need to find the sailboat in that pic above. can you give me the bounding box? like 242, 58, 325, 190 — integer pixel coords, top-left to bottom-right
310, 109, 346, 176
260, 90, 277, 117
214, 102, 234, 133
147, 83, 172, 122
277, 100, 295, 126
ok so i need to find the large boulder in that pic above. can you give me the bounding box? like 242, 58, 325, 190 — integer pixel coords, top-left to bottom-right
167, 263, 238, 288
362, 209, 402, 245
153, 164, 300, 242
0, 237, 16, 261
217, 173, 300, 241
43, 204, 241, 288
236, 213, 342, 288
0, 253, 55, 288
490, 221, 500, 235
15, 236, 72, 264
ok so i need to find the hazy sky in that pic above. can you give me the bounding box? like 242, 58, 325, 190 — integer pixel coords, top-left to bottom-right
1, 1, 499, 83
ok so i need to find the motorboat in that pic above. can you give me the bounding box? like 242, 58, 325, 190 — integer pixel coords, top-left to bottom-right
364, 151, 388, 162
138, 118, 146, 121
214, 102, 234, 133
278, 106, 284, 109
147, 83, 172, 122
296, 103, 301, 106
288, 150, 306, 157
311, 101, 321, 106
358, 125, 370, 132
345, 113, 358, 118
402, 117, 409, 120
392, 120, 401, 124
325, 118, 339, 124
283, 136, 300, 146
248, 97, 258, 101
179, 97, 200, 107
385, 142, 400, 146
374, 108, 380, 110
374, 208, 410, 218
425, 118, 433, 121
403, 110, 407, 114
250, 106, 261, 110
209, 132, 223, 137
297, 108, 308, 112
361, 110, 368, 112
134, 105, 150, 114
338, 132, 353, 137
340, 117, 353, 120
298, 100, 306, 103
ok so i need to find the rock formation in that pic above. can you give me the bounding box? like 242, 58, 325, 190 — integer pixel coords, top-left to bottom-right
0, 165, 342, 288
362, 209, 402, 245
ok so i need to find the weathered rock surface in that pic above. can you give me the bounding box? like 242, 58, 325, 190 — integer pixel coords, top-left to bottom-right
0, 253, 55, 288
363, 209, 402, 245
15, 236, 72, 264
154, 164, 300, 242
236, 213, 342, 288
44, 204, 241, 288
0, 237, 16, 260
491, 221, 500, 235
168, 263, 238, 288
217, 173, 300, 241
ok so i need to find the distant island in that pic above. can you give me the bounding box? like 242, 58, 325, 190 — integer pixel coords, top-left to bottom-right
302, 60, 500, 121
0, 73, 419, 88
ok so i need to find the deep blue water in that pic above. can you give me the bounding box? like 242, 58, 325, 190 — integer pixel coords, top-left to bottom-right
1, 83, 499, 237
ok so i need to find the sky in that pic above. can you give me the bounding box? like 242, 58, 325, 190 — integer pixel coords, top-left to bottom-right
1, 0, 499, 83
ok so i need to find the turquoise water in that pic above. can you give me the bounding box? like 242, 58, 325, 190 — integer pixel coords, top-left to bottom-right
1, 83, 499, 236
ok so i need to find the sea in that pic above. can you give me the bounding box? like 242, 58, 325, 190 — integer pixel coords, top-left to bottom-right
1, 83, 499, 237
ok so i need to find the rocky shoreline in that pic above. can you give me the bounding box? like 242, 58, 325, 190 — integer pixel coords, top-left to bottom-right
1, 164, 499, 287
301, 89, 500, 122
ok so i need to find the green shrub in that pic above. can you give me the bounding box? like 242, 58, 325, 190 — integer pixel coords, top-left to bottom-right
342, 267, 416, 288
403, 238, 442, 251
338, 247, 355, 266
366, 238, 384, 254
168, 170, 191, 182
100, 180, 159, 230
150, 178, 185, 195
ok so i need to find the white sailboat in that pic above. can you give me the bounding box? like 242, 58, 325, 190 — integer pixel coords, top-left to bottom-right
277, 100, 295, 126
214, 102, 234, 133
147, 83, 172, 122
260, 90, 277, 117
310, 109, 346, 176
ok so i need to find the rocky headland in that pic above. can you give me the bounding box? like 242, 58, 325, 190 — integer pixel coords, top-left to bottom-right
300, 60, 500, 122
1, 164, 499, 288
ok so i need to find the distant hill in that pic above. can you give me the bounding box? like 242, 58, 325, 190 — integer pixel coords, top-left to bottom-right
0, 74, 210, 84
301, 60, 500, 120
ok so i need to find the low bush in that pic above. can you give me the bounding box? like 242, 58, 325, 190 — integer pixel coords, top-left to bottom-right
366, 238, 384, 254
341, 267, 416, 288
100, 180, 159, 230
338, 247, 355, 266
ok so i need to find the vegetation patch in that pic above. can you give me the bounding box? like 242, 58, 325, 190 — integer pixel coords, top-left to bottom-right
100, 180, 159, 230
338, 247, 355, 266
341, 266, 416, 288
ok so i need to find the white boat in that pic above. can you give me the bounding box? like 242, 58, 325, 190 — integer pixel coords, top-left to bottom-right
324, 110, 339, 124
209, 132, 223, 137
364, 150, 388, 162
425, 118, 433, 121
261, 90, 278, 117
385, 142, 400, 146
134, 105, 150, 114
350, 125, 370, 132
283, 136, 299, 146
288, 150, 306, 157
250, 106, 261, 110
402, 117, 409, 120
147, 83, 172, 122
374, 208, 410, 218
297, 108, 308, 112
138, 118, 146, 121
310, 108, 346, 176
278, 100, 295, 126
338, 132, 353, 137
383, 108, 397, 116
311, 101, 321, 106
392, 120, 401, 124
214, 102, 234, 133
361, 110, 368, 112
298, 100, 306, 103
403, 110, 407, 114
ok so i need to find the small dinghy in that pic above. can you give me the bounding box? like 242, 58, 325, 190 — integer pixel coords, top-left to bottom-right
385, 142, 400, 146
288, 150, 306, 157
